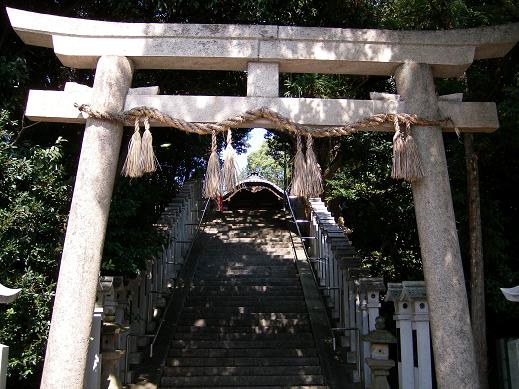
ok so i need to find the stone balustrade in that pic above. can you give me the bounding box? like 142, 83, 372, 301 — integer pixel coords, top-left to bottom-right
307, 198, 385, 386
84, 180, 203, 388
386, 281, 432, 389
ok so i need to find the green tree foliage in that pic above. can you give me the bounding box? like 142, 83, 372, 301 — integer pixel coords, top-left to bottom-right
326, 132, 423, 281
246, 142, 289, 188
0, 112, 70, 385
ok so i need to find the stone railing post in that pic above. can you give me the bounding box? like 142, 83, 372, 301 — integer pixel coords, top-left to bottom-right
386, 281, 432, 389
356, 278, 385, 387
308, 198, 376, 385
386, 283, 414, 389
84, 277, 113, 389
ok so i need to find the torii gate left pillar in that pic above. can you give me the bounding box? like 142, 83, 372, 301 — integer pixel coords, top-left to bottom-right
40, 55, 133, 389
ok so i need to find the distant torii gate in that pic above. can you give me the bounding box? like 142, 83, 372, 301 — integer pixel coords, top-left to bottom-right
7, 7, 519, 389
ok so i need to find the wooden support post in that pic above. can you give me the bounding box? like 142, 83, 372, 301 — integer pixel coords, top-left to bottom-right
40, 55, 133, 389
394, 62, 479, 389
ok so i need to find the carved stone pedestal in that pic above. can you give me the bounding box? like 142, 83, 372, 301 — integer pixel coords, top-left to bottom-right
366, 358, 395, 389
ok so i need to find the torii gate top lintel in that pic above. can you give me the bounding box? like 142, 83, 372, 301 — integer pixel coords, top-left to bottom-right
7, 7, 519, 77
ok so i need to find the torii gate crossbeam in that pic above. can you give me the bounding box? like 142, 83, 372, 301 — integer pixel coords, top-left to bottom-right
7, 7, 519, 389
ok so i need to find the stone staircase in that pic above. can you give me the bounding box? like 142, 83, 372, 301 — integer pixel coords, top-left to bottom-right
160, 209, 329, 389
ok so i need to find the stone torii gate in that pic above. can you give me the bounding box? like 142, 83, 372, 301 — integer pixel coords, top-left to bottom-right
7, 7, 519, 389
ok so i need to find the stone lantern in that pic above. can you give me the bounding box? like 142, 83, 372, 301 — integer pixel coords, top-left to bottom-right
0, 283, 22, 389
363, 316, 397, 389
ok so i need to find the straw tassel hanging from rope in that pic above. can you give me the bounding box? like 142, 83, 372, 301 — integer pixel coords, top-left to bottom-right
141, 117, 158, 173
222, 128, 239, 193
290, 134, 307, 197
122, 118, 143, 177
391, 117, 424, 182
305, 134, 323, 197
203, 130, 222, 198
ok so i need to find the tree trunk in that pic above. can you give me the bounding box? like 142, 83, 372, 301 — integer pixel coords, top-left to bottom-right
464, 133, 489, 389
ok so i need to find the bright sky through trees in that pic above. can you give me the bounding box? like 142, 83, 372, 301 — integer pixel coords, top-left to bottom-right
236, 128, 266, 170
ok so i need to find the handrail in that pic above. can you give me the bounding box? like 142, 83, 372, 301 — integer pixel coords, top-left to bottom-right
123, 194, 210, 384
283, 192, 320, 288
149, 197, 210, 358
284, 192, 308, 257
284, 192, 363, 383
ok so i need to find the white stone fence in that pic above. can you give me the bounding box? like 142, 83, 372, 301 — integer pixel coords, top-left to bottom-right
386, 281, 432, 389
306, 198, 386, 387
84, 179, 204, 388
305, 199, 435, 389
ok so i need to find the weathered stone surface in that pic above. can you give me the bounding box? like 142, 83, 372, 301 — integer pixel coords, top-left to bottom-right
247, 62, 279, 97
395, 62, 479, 389
7, 7, 519, 76
25, 90, 499, 132
39, 56, 133, 389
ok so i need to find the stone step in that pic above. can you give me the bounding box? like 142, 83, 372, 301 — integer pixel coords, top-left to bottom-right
179, 312, 308, 321
197, 259, 294, 267
217, 239, 293, 246
195, 269, 299, 278
180, 305, 308, 314
161, 386, 328, 389
194, 270, 298, 278
185, 296, 305, 305
192, 279, 299, 286
174, 325, 312, 335
202, 238, 291, 244
220, 246, 292, 252
172, 332, 314, 341
222, 225, 290, 230
197, 257, 294, 265
196, 264, 296, 271
199, 251, 294, 258
156, 208, 332, 389
177, 317, 310, 327
161, 374, 325, 387
163, 365, 322, 377
220, 231, 292, 236
166, 356, 321, 367
195, 270, 298, 277
189, 285, 303, 296
222, 236, 292, 242
194, 272, 299, 278
169, 339, 316, 349
168, 347, 319, 358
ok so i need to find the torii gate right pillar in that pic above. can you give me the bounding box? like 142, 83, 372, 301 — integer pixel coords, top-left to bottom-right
395, 62, 479, 389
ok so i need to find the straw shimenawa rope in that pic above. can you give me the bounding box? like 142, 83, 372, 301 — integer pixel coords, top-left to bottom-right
290, 135, 307, 197
75, 103, 449, 138
202, 130, 221, 198
141, 117, 158, 173
391, 117, 424, 182
222, 128, 240, 193
77, 103, 448, 189
121, 118, 143, 177
305, 134, 323, 197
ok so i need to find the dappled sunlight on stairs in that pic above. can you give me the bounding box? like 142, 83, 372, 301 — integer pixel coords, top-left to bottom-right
160, 209, 329, 389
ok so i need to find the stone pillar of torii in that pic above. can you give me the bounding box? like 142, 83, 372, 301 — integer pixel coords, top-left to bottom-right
6, 7, 519, 389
